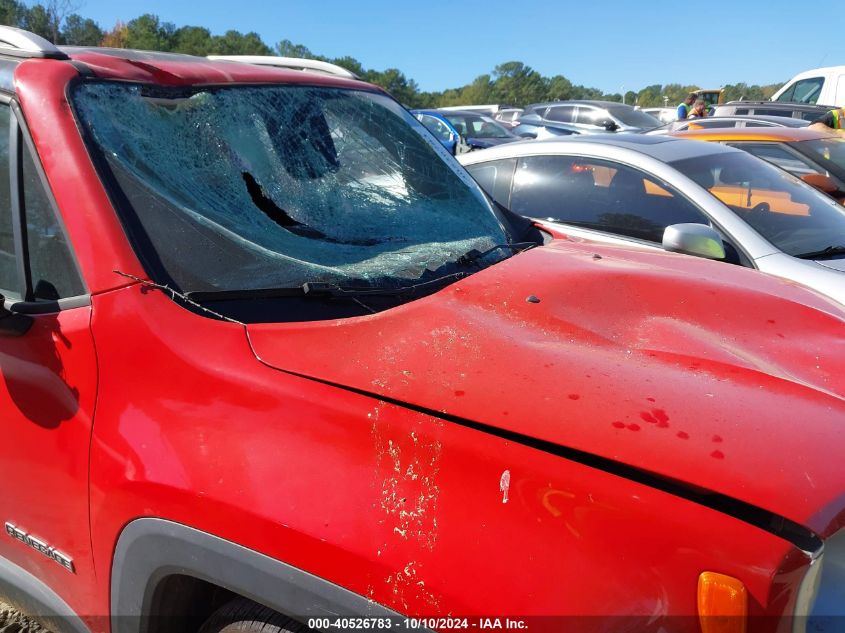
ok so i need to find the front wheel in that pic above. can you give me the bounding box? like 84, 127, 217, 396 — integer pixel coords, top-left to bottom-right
198, 598, 310, 633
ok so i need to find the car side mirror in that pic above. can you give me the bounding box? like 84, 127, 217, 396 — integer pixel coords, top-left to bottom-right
800, 173, 839, 194
0, 294, 33, 336
662, 223, 726, 260
597, 119, 619, 132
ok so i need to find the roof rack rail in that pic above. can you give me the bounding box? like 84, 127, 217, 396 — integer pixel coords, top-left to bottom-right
0, 25, 68, 59
207, 55, 358, 79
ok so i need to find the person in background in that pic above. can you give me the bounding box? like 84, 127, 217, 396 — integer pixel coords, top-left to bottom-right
809, 107, 845, 135
677, 93, 697, 120
687, 98, 709, 119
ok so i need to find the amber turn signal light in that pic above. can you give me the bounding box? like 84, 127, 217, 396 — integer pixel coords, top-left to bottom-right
698, 571, 748, 633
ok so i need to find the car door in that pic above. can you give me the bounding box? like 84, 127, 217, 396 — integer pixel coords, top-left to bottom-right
502, 154, 749, 264
0, 99, 97, 613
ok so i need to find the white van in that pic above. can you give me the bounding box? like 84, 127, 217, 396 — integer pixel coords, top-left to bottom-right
771, 66, 845, 106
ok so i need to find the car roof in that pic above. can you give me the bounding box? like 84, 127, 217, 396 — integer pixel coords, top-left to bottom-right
527, 100, 633, 109
666, 114, 811, 127
458, 133, 736, 164
46, 46, 377, 91
672, 126, 839, 142
720, 100, 830, 109
436, 110, 491, 118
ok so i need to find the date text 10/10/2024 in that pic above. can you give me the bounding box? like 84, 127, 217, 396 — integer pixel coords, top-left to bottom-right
307, 619, 528, 630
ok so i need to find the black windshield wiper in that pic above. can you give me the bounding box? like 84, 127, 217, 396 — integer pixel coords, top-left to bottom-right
456, 242, 538, 266
185, 274, 472, 304
794, 245, 845, 260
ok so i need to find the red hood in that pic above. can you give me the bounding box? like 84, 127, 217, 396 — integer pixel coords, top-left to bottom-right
247, 239, 845, 536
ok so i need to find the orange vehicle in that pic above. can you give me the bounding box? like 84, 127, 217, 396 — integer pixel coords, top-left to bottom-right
672, 126, 845, 206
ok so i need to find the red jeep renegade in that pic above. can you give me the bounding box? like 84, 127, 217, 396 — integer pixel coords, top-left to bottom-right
0, 25, 842, 633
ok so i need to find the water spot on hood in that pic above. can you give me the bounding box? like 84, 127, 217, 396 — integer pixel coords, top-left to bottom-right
612, 421, 626, 429
677, 431, 689, 440
454, 390, 465, 397
627, 423, 640, 431
568, 394, 580, 400
646, 397, 656, 403
712, 434, 723, 443
711, 450, 725, 460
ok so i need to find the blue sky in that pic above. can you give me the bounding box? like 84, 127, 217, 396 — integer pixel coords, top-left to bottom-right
76, 0, 838, 93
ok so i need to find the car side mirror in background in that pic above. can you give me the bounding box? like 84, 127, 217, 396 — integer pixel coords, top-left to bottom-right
800, 173, 839, 194
0, 294, 33, 336
597, 119, 619, 132
662, 223, 726, 260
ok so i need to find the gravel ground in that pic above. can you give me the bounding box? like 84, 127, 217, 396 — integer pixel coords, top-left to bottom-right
0, 602, 52, 632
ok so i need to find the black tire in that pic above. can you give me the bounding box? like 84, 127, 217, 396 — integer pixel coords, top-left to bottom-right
197, 597, 311, 633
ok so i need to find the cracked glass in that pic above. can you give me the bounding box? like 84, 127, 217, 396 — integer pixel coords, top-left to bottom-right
72, 82, 510, 293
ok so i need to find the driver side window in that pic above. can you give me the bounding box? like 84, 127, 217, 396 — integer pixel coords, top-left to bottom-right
508, 155, 711, 243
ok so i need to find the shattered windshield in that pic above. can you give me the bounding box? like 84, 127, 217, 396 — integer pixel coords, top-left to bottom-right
71, 82, 511, 297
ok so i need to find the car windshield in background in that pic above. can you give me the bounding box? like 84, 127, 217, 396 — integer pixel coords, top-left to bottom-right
606, 106, 661, 129
443, 113, 513, 139
797, 137, 845, 181
670, 151, 845, 257
71, 82, 511, 294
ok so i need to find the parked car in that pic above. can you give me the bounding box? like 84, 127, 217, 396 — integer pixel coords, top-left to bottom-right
712, 100, 832, 122
510, 113, 588, 139
640, 107, 676, 124
492, 107, 523, 128
412, 109, 519, 152
772, 65, 845, 107
437, 104, 504, 116
522, 100, 662, 132
672, 127, 845, 202
648, 114, 810, 135
459, 135, 845, 306
2, 26, 845, 633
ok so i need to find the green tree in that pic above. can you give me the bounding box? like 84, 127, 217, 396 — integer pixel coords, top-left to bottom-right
20, 3, 52, 40
330, 55, 365, 77
546, 75, 574, 101
125, 14, 173, 51
275, 39, 317, 59
365, 67, 419, 107
459, 74, 493, 105
62, 13, 103, 46
209, 30, 271, 55
491, 61, 547, 106
635, 84, 663, 107
171, 25, 212, 56
0, 0, 25, 28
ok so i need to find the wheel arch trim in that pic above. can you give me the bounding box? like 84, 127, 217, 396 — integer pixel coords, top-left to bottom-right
111, 518, 399, 633
0, 551, 90, 633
